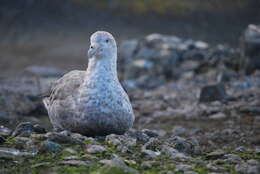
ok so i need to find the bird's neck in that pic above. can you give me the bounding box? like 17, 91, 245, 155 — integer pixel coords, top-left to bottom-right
86, 55, 118, 80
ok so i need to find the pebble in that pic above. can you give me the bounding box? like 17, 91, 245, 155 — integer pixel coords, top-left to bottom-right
86, 145, 106, 154
39, 140, 62, 153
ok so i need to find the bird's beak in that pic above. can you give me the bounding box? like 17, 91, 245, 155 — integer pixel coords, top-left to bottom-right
88, 43, 99, 58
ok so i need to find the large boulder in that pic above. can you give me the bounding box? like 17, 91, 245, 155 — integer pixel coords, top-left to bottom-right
240, 24, 260, 74
119, 33, 238, 89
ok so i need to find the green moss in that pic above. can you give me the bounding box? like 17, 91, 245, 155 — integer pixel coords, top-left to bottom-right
92, 166, 134, 174
193, 164, 210, 174
57, 165, 100, 174
233, 152, 260, 160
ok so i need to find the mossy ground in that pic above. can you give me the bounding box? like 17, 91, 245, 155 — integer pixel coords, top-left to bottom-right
1, 136, 259, 174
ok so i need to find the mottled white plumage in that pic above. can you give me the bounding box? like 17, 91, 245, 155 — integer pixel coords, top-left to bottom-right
43, 31, 135, 136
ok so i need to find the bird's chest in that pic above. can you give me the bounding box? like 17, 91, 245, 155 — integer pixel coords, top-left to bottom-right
78, 78, 124, 113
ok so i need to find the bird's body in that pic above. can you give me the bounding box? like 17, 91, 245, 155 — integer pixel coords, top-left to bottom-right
43, 31, 134, 136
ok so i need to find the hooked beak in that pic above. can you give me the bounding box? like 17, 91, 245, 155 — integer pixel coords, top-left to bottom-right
88, 43, 99, 58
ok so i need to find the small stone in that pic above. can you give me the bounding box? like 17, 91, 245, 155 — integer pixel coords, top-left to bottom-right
46, 132, 83, 145
129, 130, 150, 143
0, 147, 36, 159
199, 83, 227, 103
208, 112, 226, 119
247, 159, 259, 165
175, 164, 193, 172
206, 149, 225, 160
141, 161, 153, 169
86, 145, 106, 154
12, 122, 46, 137
63, 148, 77, 154
81, 153, 97, 159
172, 126, 187, 136
99, 158, 138, 174
63, 156, 80, 160
184, 171, 198, 174
247, 165, 260, 174
39, 140, 62, 153
142, 129, 165, 137
13, 137, 32, 149
223, 154, 242, 164
235, 146, 246, 152
0, 136, 5, 144
0, 125, 11, 137
59, 160, 91, 166
168, 136, 195, 154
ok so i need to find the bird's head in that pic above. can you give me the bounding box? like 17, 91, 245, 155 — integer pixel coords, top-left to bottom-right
88, 31, 117, 59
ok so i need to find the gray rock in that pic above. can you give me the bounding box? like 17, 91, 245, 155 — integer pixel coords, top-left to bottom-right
0, 125, 11, 137
59, 159, 91, 166
39, 140, 62, 153
241, 24, 260, 74
167, 136, 195, 154
0, 136, 5, 144
129, 130, 150, 143
175, 164, 193, 172
172, 126, 187, 136
12, 122, 46, 137
223, 154, 242, 164
140, 138, 161, 158
199, 83, 227, 103
86, 145, 106, 154
46, 132, 83, 145
208, 112, 227, 120
106, 134, 137, 147
0, 147, 37, 159
206, 149, 225, 160
59, 160, 91, 166
99, 158, 138, 174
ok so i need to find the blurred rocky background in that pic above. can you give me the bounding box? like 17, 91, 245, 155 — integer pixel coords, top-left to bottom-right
0, 1, 260, 174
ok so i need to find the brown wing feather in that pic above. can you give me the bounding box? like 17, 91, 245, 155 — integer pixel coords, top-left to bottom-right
46, 70, 86, 105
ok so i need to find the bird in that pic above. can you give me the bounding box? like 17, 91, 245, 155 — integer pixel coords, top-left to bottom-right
43, 31, 135, 136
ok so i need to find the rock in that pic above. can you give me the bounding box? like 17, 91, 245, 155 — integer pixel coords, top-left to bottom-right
184, 171, 198, 174
63, 148, 77, 154
106, 134, 137, 147
59, 160, 91, 166
241, 24, 260, 74
46, 132, 83, 145
99, 158, 138, 174
0, 77, 50, 116
208, 112, 227, 120
175, 164, 193, 172
86, 145, 106, 154
141, 161, 153, 169
12, 122, 46, 137
172, 126, 187, 136
167, 136, 196, 154
199, 83, 227, 102
141, 138, 161, 159
142, 129, 165, 137
223, 154, 242, 164
39, 140, 62, 153
235, 162, 260, 174
128, 130, 150, 143
206, 149, 225, 160
0, 125, 11, 137
13, 137, 32, 149
0, 136, 5, 144
0, 147, 37, 159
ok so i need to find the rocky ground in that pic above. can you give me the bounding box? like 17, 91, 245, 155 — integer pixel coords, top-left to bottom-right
1, 25, 260, 174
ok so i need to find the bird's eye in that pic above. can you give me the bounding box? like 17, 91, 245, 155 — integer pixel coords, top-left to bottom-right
105, 39, 109, 43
